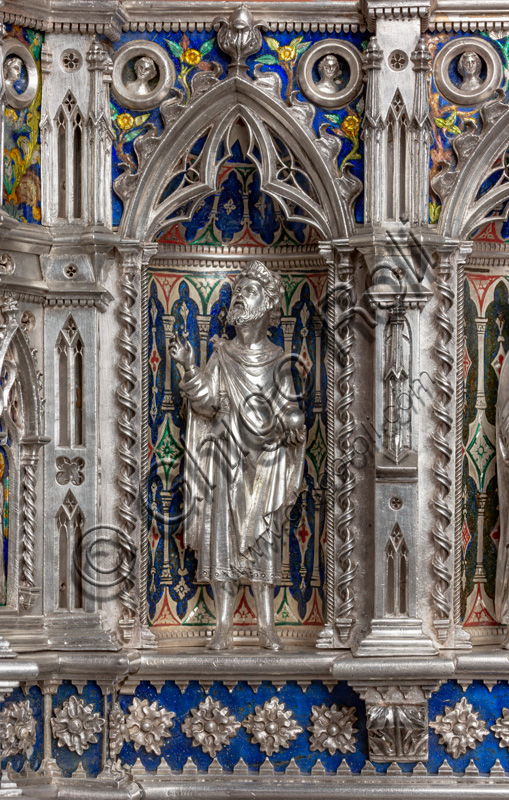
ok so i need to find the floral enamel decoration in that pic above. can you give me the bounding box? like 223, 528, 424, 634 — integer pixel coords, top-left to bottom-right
0, 700, 37, 757
181, 696, 241, 756
165, 35, 216, 102
51, 695, 104, 756
324, 105, 362, 172
430, 697, 489, 758
3, 30, 42, 224
110, 104, 151, 178
125, 697, 175, 755
308, 704, 357, 755
255, 36, 310, 104
242, 697, 303, 755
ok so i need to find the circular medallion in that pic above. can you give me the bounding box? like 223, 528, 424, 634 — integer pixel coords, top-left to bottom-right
112, 41, 175, 112
434, 37, 503, 107
3, 40, 38, 110
297, 39, 363, 110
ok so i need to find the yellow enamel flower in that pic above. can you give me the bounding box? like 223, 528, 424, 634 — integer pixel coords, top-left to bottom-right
278, 45, 296, 62
117, 113, 134, 130
183, 48, 201, 66
4, 108, 17, 124
341, 115, 360, 138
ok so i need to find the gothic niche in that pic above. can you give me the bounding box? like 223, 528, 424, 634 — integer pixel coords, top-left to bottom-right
0, 298, 45, 613
145, 118, 329, 645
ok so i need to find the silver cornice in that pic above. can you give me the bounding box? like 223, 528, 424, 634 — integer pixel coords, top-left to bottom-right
430, 0, 509, 30
120, 1, 364, 33
3, 0, 509, 36
1, 280, 113, 310
13, 648, 509, 686
1, 0, 127, 38
139, 785, 509, 799
0, 0, 365, 34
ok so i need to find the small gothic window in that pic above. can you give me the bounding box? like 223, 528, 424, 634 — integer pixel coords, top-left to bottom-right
385, 90, 408, 223
385, 523, 409, 617
55, 91, 84, 221
56, 315, 84, 447
56, 490, 84, 611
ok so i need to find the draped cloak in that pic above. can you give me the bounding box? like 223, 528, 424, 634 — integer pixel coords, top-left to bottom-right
495, 352, 509, 622
180, 336, 305, 584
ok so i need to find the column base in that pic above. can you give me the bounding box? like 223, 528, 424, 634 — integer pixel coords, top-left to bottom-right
353, 618, 437, 657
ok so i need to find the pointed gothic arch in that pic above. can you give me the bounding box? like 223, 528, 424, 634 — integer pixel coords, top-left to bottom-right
118, 75, 354, 244
0, 302, 45, 612
436, 98, 509, 240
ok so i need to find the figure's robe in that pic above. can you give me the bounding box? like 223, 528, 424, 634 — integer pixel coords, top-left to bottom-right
496, 352, 509, 622
180, 336, 305, 584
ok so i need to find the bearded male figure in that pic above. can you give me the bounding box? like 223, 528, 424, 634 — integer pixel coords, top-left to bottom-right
170, 261, 306, 650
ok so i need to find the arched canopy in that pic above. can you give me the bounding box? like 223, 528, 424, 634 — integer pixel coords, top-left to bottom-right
438, 105, 509, 241
119, 75, 354, 244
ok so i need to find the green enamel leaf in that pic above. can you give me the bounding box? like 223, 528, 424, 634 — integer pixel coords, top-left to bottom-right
166, 39, 183, 58
446, 110, 457, 125
199, 38, 215, 55
296, 42, 311, 54
434, 118, 447, 128
123, 129, 143, 143
290, 35, 303, 47
324, 113, 341, 124
255, 53, 279, 65
133, 114, 150, 127
449, 124, 461, 135
265, 37, 280, 51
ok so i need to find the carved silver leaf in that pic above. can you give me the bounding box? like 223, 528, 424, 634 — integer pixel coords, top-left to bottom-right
242, 698, 303, 755
491, 708, 509, 749
109, 700, 128, 758
0, 700, 36, 757
125, 697, 175, 755
430, 697, 489, 758
308, 704, 357, 755
51, 695, 104, 756
181, 696, 240, 757
367, 703, 428, 761
214, 7, 266, 70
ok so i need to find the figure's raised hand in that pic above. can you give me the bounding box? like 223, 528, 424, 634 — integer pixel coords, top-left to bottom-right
168, 332, 195, 371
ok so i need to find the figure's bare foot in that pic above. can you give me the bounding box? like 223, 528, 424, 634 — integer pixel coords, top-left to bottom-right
258, 628, 283, 650
206, 626, 233, 650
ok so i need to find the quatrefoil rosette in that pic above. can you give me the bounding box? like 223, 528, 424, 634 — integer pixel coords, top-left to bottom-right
51, 696, 104, 756
242, 698, 303, 756
181, 696, 241, 757
430, 697, 489, 759
0, 700, 36, 757
125, 697, 175, 755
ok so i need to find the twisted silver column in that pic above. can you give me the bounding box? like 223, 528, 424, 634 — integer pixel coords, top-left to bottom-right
116, 260, 140, 639
334, 253, 356, 644
431, 253, 455, 641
